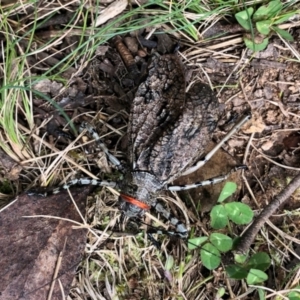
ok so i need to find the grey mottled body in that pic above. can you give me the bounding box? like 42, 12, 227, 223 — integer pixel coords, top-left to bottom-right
120, 54, 222, 227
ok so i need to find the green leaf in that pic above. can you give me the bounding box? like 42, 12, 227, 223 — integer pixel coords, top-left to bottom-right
244, 36, 269, 51
256, 20, 272, 35
225, 264, 249, 279
235, 8, 254, 31
165, 255, 174, 270
272, 26, 294, 41
216, 287, 226, 297
201, 243, 221, 270
232, 236, 243, 249
224, 202, 253, 224
225, 202, 254, 224
217, 182, 237, 203
210, 205, 228, 229
234, 253, 248, 264
247, 252, 271, 271
210, 233, 233, 252
257, 288, 266, 300
246, 269, 268, 284
288, 287, 300, 300
188, 236, 208, 250
253, 0, 282, 22
274, 12, 297, 25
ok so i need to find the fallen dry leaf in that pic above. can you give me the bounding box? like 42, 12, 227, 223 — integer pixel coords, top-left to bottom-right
0, 186, 91, 300
95, 0, 128, 27
261, 140, 274, 151
243, 115, 266, 134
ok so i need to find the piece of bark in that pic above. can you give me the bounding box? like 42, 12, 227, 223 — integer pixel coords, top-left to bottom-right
0, 186, 91, 300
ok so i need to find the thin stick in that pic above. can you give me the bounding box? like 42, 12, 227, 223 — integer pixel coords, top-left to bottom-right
235, 173, 300, 253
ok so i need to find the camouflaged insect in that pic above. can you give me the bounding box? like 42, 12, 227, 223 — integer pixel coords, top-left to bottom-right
29, 54, 250, 238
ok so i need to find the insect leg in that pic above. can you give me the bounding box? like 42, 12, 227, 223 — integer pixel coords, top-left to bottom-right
147, 232, 161, 249
27, 178, 117, 197
79, 122, 123, 171
168, 165, 246, 191
151, 202, 189, 238
182, 114, 251, 176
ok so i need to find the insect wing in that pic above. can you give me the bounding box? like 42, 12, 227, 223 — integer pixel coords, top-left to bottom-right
131, 75, 222, 183
128, 54, 186, 170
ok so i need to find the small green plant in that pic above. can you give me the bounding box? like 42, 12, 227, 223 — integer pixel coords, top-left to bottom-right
188, 181, 271, 284
188, 182, 253, 270
235, 0, 296, 51
226, 252, 270, 284
288, 287, 300, 300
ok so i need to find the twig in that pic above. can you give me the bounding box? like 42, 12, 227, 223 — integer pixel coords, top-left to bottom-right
235, 172, 300, 253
